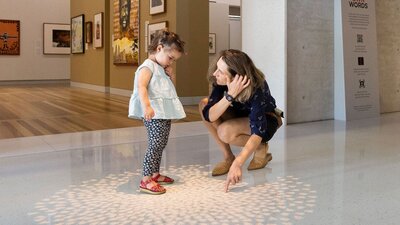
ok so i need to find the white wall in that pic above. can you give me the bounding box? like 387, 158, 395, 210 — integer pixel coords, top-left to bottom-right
229, 17, 241, 50
209, 2, 229, 64
242, 0, 287, 119
334, 0, 346, 120
0, 0, 70, 81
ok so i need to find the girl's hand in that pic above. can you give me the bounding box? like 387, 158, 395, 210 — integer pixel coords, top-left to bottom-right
165, 66, 175, 79
226, 75, 251, 98
143, 106, 155, 121
165, 66, 176, 85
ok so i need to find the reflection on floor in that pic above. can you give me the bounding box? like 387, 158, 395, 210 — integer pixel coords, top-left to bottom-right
1, 112, 400, 225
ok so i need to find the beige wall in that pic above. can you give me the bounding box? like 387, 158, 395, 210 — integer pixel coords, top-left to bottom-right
71, 0, 108, 86
108, 0, 178, 91
376, 1, 400, 113
71, 0, 208, 98
176, 0, 209, 97
108, 0, 141, 91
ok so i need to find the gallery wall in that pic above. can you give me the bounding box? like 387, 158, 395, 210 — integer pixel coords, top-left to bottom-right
376, 1, 400, 113
287, 0, 334, 123
209, 2, 229, 67
70, 0, 209, 101
3, 0, 399, 121
107, 0, 163, 95
229, 17, 242, 50
242, 0, 287, 120
70, 0, 108, 90
176, 0, 209, 100
286, 0, 400, 122
242, 0, 400, 123
0, 0, 70, 81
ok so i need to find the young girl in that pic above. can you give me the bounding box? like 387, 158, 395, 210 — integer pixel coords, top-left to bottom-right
128, 30, 186, 194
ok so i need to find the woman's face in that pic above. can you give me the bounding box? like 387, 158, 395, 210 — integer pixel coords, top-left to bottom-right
213, 57, 232, 85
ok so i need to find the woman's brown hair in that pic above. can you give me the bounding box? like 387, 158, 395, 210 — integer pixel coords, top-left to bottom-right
208, 49, 266, 102
148, 29, 185, 54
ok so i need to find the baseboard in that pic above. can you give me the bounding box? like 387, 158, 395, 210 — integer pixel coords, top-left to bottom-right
0, 79, 70, 86
109, 87, 132, 96
109, 87, 204, 105
180, 96, 206, 105
70, 82, 109, 93
71, 83, 204, 105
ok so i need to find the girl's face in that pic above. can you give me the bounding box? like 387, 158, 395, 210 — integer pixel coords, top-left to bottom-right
213, 57, 232, 85
154, 45, 182, 68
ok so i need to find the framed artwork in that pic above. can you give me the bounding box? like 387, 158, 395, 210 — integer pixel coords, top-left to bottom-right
208, 33, 216, 54
113, 0, 140, 65
94, 12, 103, 48
0, 20, 20, 55
85, 22, 92, 43
43, 23, 70, 55
150, 0, 165, 15
71, 14, 85, 54
147, 21, 167, 49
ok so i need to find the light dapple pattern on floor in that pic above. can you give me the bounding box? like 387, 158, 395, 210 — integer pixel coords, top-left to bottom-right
1, 113, 400, 225
28, 165, 316, 225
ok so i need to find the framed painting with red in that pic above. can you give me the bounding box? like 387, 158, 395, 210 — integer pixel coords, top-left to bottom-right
0, 20, 20, 55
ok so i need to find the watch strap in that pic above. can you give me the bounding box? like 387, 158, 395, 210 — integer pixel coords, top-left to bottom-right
224, 92, 234, 102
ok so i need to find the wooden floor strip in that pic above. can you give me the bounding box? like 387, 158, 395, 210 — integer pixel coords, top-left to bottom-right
0, 84, 202, 139
17, 120, 44, 136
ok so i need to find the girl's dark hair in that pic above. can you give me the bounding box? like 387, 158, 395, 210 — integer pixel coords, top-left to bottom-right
148, 29, 185, 54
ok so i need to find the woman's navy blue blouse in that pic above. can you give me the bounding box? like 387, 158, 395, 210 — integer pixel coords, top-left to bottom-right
202, 81, 277, 140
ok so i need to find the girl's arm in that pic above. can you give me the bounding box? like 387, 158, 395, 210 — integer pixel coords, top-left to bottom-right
137, 67, 154, 120
224, 134, 262, 192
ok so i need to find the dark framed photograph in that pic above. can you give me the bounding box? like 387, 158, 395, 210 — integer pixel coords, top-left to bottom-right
0, 19, 20, 55
94, 12, 103, 48
150, 0, 165, 15
209, 33, 216, 54
43, 23, 70, 55
85, 22, 92, 44
71, 14, 85, 54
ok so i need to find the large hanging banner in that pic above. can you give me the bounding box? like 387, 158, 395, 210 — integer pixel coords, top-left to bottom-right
334, 0, 380, 120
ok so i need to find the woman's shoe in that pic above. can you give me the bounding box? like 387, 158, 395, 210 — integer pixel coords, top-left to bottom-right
247, 152, 272, 170
139, 179, 166, 195
152, 174, 174, 185
212, 157, 235, 176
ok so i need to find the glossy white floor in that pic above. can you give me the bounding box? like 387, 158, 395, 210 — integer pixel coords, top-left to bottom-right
1, 112, 400, 225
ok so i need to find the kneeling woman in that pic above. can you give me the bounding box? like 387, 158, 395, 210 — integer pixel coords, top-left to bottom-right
199, 49, 282, 192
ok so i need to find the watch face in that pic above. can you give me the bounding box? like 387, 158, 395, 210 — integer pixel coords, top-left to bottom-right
225, 93, 233, 102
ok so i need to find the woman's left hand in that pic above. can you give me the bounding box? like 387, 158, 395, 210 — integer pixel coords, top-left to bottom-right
224, 161, 243, 192
226, 75, 251, 98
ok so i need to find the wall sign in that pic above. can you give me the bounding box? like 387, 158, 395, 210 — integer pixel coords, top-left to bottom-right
334, 0, 380, 120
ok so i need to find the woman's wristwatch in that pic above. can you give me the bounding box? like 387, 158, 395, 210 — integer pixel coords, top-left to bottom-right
224, 92, 234, 102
